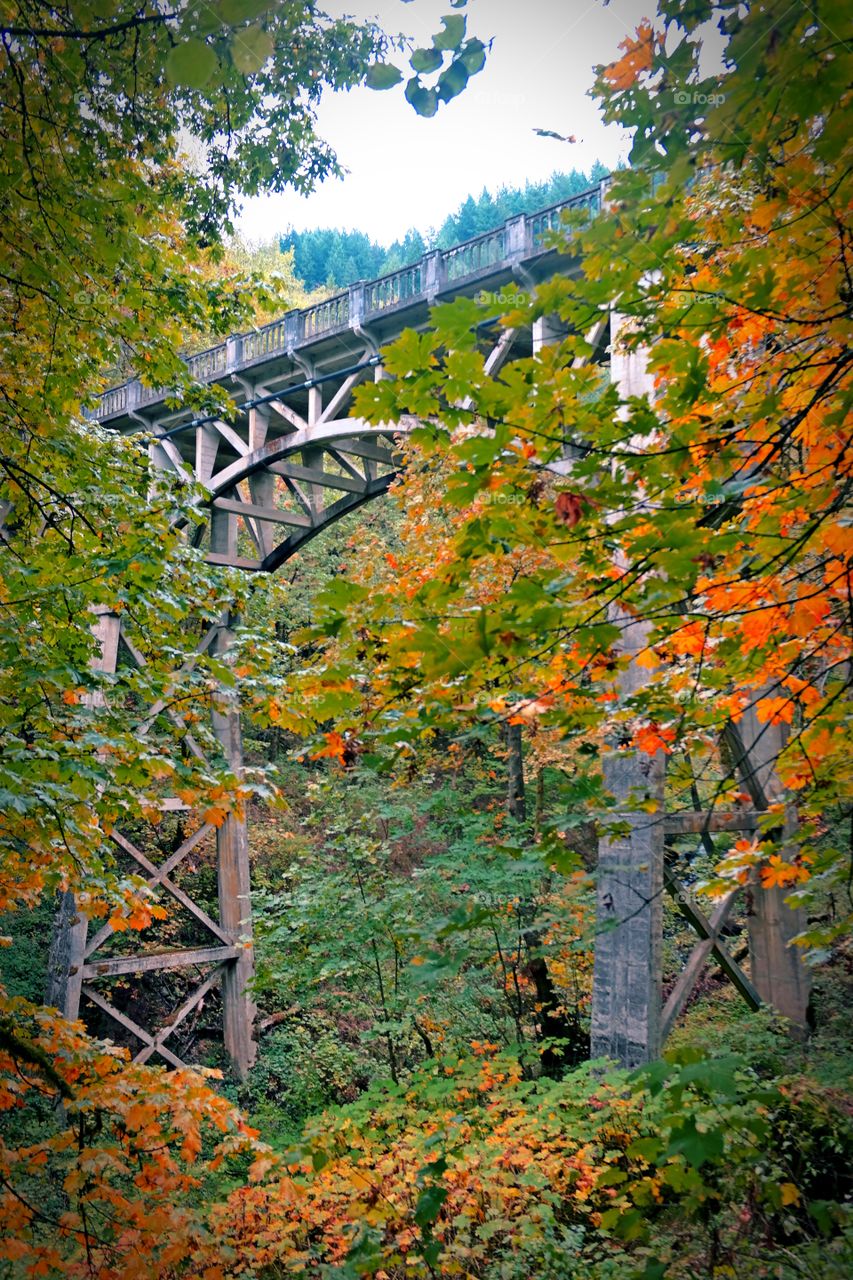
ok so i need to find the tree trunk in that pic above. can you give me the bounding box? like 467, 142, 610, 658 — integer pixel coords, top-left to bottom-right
506, 721, 525, 820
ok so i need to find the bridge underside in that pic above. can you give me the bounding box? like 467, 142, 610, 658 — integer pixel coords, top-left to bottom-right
95, 198, 604, 573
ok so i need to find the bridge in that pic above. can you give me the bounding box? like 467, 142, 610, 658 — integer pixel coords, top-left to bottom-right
92, 182, 607, 572
50, 181, 809, 1079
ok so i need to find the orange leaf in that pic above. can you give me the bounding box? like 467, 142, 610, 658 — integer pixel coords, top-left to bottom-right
634, 723, 676, 755
755, 695, 794, 725
602, 22, 656, 90
555, 491, 584, 528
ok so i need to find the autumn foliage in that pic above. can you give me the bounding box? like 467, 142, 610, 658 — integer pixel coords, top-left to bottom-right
1, 0, 852, 1277
295, 0, 853, 951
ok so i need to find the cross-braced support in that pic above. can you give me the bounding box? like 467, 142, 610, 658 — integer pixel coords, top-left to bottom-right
47, 610, 256, 1078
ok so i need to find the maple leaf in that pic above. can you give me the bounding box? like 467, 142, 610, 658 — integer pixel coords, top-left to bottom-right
555, 492, 585, 527
755, 695, 794, 725
634, 723, 676, 755
311, 731, 347, 764
760, 855, 811, 890
602, 22, 656, 90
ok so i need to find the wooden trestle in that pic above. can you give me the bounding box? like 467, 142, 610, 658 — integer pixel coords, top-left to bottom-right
49, 183, 810, 1076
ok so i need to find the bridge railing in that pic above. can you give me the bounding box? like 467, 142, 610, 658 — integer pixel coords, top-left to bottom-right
529, 185, 603, 247
93, 181, 607, 421
442, 225, 507, 282
303, 291, 349, 338
243, 316, 287, 363
98, 384, 129, 419
186, 342, 229, 383
365, 262, 423, 313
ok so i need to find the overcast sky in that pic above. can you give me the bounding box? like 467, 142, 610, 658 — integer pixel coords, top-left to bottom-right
235, 0, 655, 245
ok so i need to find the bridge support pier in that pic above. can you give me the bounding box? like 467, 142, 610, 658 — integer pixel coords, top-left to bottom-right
591, 747, 665, 1066
45, 888, 88, 1021
45, 607, 121, 1020
211, 615, 256, 1079
590, 613, 665, 1067
725, 710, 811, 1031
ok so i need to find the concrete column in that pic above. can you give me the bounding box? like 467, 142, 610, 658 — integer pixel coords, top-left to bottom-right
211, 616, 256, 1079
730, 709, 811, 1031
590, 615, 665, 1066
246, 404, 274, 557
46, 609, 121, 1019
226, 334, 243, 372
210, 499, 237, 561
284, 311, 302, 352
195, 423, 219, 485
532, 314, 568, 353
423, 251, 446, 302
505, 214, 528, 259
45, 889, 89, 1019
590, 319, 664, 1067
610, 311, 651, 397
348, 282, 365, 329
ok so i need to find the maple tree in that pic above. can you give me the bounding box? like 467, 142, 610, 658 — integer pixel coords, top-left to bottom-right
296, 0, 853, 955
0, 1, 492, 1271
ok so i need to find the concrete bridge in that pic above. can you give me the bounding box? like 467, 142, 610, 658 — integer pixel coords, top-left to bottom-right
56, 182, 808, 1078
93, 182, 607, 572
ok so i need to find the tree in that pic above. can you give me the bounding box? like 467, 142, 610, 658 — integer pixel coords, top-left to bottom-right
296, 0, 852, 960
0, 1, 490, 1270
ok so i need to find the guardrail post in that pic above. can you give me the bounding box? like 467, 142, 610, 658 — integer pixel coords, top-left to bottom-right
226, 335, 242, 372
285, 310, 302, 353
505, 214, 528, 260
423, 250, 446, 302
349, 282, 365, 329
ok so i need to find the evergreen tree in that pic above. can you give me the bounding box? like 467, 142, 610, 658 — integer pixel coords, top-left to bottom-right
280, 165, 608, 288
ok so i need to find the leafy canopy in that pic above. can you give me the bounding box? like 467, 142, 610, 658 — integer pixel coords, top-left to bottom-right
291, 0, 853, 952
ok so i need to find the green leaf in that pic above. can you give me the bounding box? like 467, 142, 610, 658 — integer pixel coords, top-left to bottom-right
217, 0, 272, 23
165, 39, 218, 90
366, 62, 403, 90
432, 14, 466, 51
437, 59, 469, 102
230, 25, 274, 75
410, 47, 443, 74
414, 1183, 448, 1227
405, 79, 439, 117
460, 38, 486, 75
667, 1116, 725, 1167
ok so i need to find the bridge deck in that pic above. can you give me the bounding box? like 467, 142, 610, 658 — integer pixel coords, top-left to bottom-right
95, 182, 606, 431
92, 182, 609, 573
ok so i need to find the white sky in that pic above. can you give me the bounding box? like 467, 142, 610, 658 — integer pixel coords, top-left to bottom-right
235, 0, 656, 245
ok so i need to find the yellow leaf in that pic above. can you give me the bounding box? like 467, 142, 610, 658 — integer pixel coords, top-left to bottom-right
780, 1182, 800, 1206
